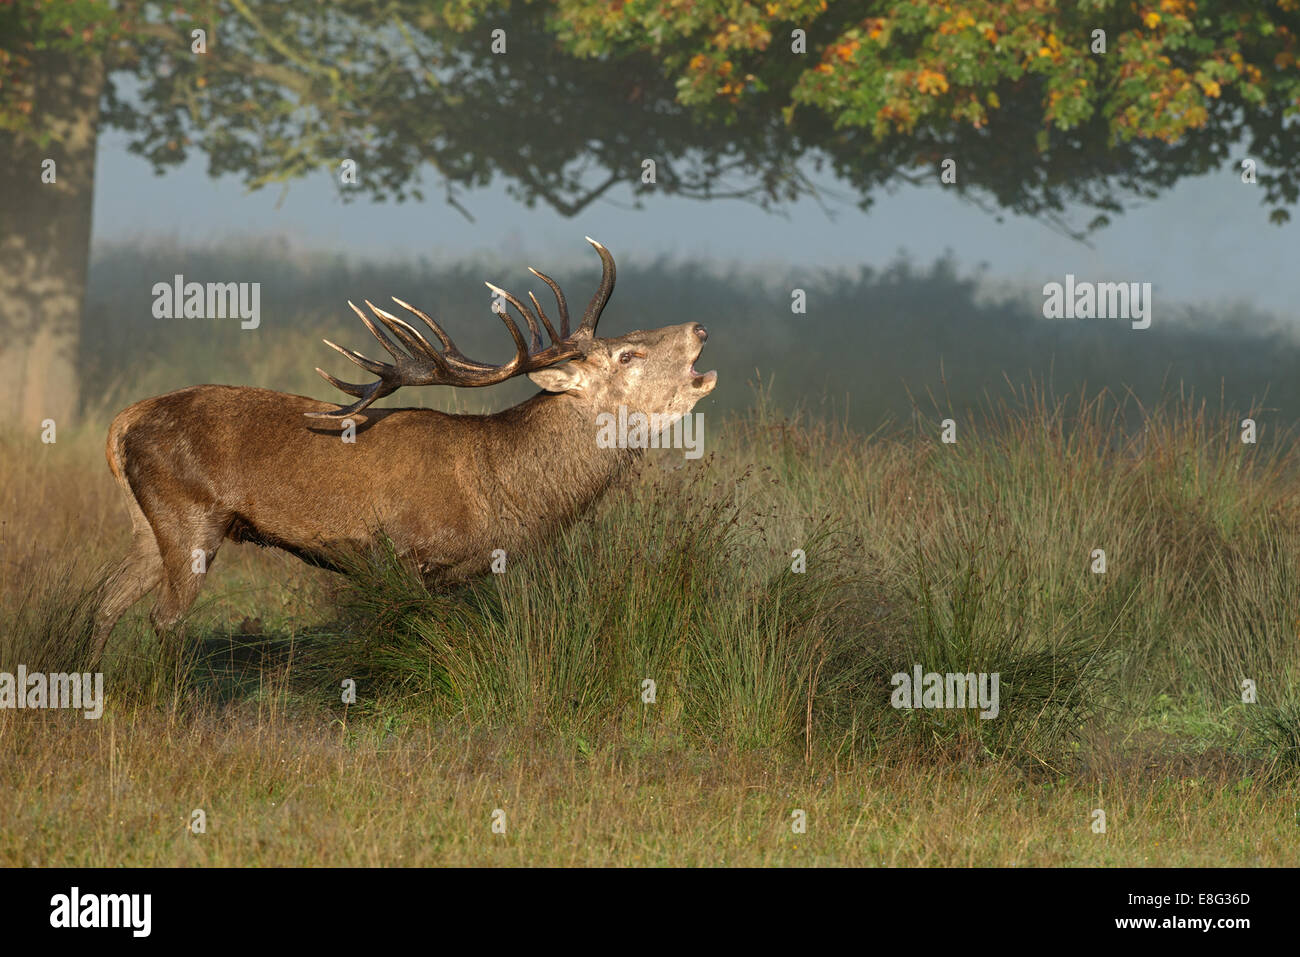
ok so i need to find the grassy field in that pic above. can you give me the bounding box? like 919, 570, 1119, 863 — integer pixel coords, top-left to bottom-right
2, 709, 1292, 866
3, 381, 1300, 865
2, 245, 1299, 866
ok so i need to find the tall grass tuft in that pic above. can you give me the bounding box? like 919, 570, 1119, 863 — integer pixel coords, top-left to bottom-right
0, 562, 101, 674
309, 467, 870, 753
272, 384, 1300, 772
892, 530, 1115, 763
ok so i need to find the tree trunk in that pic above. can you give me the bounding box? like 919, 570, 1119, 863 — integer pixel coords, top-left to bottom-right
0, 50, 104, 433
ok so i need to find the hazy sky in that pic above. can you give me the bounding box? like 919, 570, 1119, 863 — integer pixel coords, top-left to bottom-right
92, 128, 1298, 318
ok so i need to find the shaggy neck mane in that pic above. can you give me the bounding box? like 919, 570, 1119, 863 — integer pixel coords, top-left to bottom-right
476, 391, 640, 548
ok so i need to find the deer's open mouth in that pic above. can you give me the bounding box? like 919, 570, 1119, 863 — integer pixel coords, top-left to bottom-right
689, 347, 717, 392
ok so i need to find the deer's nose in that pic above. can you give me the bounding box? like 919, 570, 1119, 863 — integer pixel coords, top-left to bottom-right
693, 323, 708, 342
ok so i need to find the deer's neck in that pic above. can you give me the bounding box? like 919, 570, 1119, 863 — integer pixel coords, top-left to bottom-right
476, 391, 639, 547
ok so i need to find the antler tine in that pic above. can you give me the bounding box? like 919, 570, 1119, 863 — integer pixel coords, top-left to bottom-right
321, 336, 390, 376
484, 282, 536, 362
313, 366, 395, 403
307, 371, 394, 417
363, 300, 450, 375
527, 267, 570, 338
578, 236, 616, 338
391, 296, 465, 360
486, 281, 544, 352
306, 355, 399, 419
314, 366, 369, 398
346, 301, 404, 364
527, 290, 560, 343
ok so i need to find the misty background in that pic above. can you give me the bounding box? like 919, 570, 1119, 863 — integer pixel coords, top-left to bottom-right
89, 125, 1300, 430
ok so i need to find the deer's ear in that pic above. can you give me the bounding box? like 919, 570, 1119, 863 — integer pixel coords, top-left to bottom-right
528, 362, 588, 394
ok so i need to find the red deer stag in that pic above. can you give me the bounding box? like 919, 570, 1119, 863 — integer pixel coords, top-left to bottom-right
92, 239, 716, 662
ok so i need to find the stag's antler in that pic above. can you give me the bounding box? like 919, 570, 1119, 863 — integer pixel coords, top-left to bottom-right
306, 237, 617, 418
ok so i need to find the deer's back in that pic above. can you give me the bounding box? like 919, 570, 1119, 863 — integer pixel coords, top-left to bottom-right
107, 384, 488, 568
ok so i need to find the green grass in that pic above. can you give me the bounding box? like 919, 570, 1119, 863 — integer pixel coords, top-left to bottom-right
6, 256, 1300, 862
3, 707, 1295, 866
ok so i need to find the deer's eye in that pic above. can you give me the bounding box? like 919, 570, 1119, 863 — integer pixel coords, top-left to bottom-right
619, 352, 634, 364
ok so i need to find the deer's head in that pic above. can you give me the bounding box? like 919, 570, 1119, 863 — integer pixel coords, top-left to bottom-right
307, 238, 716, 426
526, 322, 715, 423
